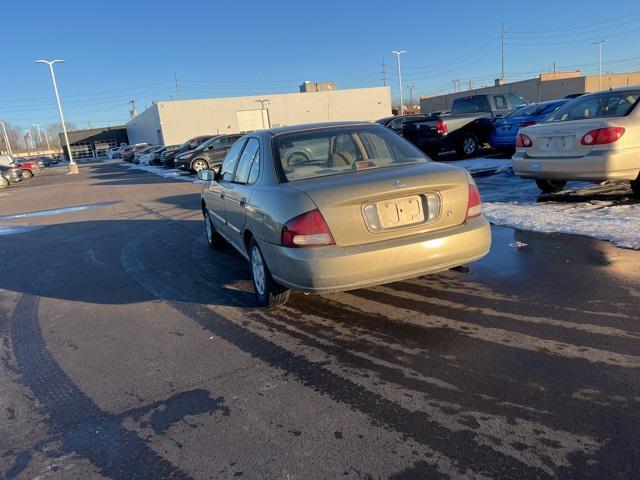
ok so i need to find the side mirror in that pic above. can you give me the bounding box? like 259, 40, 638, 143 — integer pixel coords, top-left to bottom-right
196, 169, 214, 182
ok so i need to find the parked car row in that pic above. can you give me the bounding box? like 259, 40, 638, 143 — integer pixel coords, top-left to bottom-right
118, 134, 246, 173
0, 154, 58, 189
378, 86, 640, 198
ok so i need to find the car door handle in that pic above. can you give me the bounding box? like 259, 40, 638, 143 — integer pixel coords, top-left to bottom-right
239, 198, 246, 207
220, 192, 225, 199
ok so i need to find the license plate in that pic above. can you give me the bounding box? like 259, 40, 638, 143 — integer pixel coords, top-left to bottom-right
376, 195, 424, 228
543, 136, 573, 151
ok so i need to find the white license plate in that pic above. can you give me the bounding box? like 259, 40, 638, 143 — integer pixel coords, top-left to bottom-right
377, 195, 424, 228
543, 136, 573, 151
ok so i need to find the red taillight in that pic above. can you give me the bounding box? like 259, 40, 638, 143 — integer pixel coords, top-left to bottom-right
436, 119, 448, 134
516, 133, 533, 148
281, 209, 335, 248
466, 184, 482, 220
580, 127, 625, 145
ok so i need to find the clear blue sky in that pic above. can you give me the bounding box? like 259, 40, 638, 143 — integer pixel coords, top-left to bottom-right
2, 0, 640, 130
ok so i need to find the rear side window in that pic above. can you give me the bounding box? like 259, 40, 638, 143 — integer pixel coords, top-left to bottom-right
494, 95, 507, 109
544, 91, 640, 122
451, 96, 491, 114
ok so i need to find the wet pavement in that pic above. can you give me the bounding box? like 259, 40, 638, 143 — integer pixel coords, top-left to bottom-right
1, 161, 639, 479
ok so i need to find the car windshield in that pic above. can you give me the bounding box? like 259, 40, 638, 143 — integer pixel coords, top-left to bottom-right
275, 125, 429, 182
544, 90, 640, 122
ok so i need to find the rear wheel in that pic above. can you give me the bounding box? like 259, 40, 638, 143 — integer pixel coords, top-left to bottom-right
630, 174, 640, 198
22, 170, 33, 180
458, 134, 479, 157
249, 239, 290, 308
192, 159, 209, 173
535, 179, 567, 194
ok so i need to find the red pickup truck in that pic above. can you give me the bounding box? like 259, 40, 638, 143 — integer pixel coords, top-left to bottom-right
15, 157, 43, 179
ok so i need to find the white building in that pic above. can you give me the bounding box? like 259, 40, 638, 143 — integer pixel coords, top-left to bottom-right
127, 86, 392, 146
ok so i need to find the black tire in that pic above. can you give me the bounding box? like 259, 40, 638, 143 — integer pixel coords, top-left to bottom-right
22, 170, 33, 180
0, 176, 8, 189
457, 134, 479, 158
535, 179, 567, 194
191, 158, 209, 173
249, 239, 290, 308
631, 174, 640, 198
204, 210, 224, 249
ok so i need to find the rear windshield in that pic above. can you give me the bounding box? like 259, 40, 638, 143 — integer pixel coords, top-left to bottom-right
508, 101, 565, 118
451, 96, 491, 114
274, 125, 429, 182
544, 90, 640, 123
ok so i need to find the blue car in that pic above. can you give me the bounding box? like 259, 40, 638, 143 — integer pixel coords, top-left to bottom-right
490, 99, 570, 151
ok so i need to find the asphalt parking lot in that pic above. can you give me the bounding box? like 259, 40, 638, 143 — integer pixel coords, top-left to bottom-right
1, 161, 640, 479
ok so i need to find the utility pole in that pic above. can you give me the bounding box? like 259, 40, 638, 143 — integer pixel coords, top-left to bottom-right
129, 99, 138, 119
380, 58, 388, 86
391, 50, 406, 116
594, 40, 605, 90
407, 84, 415, 110
468, 80, 472, 91
501, 23, 505, 81
0, 121, 12, 154
451, 79, 460, 93
174, 72, 179, 99
33, 123, 43, 145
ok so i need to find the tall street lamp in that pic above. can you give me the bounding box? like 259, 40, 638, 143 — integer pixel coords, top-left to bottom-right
35, 59, 78, 174
391, 50, 406, 116
0, 121, 12, 155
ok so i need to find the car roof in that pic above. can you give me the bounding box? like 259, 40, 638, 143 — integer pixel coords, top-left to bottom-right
584, 85, 640, 95
264, 121, 375, 136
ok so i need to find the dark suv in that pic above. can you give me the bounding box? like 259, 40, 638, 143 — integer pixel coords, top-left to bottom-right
160, 135, 214, 168
174, 134, 244, 172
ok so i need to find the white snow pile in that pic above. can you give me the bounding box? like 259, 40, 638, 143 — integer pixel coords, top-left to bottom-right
474, 168, 640, 250
444, 157, 512, 174
117, 162, 195, 182
483, 201, 640, 250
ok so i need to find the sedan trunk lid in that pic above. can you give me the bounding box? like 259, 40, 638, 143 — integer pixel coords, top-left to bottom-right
522, 119, 605, 158
284, 163, 471, 247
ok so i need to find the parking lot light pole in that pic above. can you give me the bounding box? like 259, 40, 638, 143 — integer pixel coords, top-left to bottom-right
391, 50, 406, 116
35, 59, 78, 174
593, 40, 605, 91
0, 121, 12, 155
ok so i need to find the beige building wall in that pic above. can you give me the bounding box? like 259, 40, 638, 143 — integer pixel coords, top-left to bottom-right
420, 71, 640, 114
127, 87, 392, 146
126, 104, 163, 146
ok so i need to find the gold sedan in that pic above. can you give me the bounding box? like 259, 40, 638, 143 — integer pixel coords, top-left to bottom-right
199, 122, 491, 307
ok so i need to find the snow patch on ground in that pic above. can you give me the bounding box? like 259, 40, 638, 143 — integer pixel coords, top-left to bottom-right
483, 201, 640, 250
475, 167, 640, 250
117, 162, 195, 182
443, 157, 512, 174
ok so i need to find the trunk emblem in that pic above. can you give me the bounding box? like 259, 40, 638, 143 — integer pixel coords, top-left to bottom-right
393, 179, 407, 189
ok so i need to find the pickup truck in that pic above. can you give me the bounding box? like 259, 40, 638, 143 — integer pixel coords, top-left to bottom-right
402, 93, 527, 157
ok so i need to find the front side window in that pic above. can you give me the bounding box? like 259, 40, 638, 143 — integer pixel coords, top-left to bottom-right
544, 91, 640, 123
219, 138, 246, 182
234, 138, 259, 184
275, 125, 428, 182
507, 93, 528, 109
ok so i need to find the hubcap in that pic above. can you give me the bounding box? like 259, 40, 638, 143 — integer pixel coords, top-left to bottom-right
251, 246, 266, 296
193, 160, 207, 172
463, 137, 476, 155
205, 213, 212, 243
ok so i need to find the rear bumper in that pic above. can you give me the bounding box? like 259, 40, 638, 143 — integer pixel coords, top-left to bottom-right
260, 216, 491, 293
512, 148, 640, 181
489, 134, 516, 149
